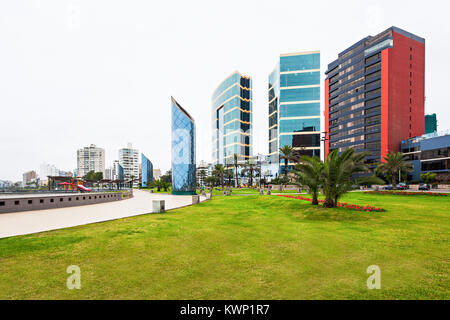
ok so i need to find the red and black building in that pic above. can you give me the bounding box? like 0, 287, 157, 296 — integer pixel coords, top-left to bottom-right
324, 26, 425, 164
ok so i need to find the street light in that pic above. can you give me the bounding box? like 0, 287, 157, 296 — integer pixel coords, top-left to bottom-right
257, 153, 262, 189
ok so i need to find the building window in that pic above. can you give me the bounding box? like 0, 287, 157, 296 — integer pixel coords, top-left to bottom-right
28, 200, 32, 204
15, 201, 19, 205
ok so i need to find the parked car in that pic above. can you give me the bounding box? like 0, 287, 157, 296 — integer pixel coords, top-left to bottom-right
383, 184, 393, 190
419, 184, 430, 191
397, 183, 409, 190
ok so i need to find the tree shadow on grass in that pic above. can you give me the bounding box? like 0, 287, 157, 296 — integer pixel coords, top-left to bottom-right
293, 206, 375, 222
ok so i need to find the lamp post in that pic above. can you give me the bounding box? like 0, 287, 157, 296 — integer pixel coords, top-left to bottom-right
255, 153, 260, 189
320, 131, 329, 159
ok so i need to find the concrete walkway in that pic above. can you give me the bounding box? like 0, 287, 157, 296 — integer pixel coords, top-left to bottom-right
0, 190, 205, 239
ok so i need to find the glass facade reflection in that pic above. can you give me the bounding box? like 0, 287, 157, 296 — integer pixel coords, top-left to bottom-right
171, 97, 196, 195
268, 51, 321, 172
141, 153, 154, 187
212, 71, 252, 166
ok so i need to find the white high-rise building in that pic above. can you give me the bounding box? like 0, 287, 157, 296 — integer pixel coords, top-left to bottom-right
119, 143, 139, 187
153, 169, 162, 180
39, 163, 60, 180
77, 144, 105, 177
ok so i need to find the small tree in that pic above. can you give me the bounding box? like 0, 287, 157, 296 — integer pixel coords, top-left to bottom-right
241, 161, 260, 188
233, 153, 240, 187
292, 156, 323, 205
94, 172, 103, 182
321, 149, 383, 208
377, 152, 413, 190
421, 172, 437, 185
224, 169, 234, 186
212, 164, 225, 188
279, 145, 297, 177
83, 170, 96, 182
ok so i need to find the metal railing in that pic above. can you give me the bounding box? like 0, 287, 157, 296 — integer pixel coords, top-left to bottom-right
0, 188, 131, 195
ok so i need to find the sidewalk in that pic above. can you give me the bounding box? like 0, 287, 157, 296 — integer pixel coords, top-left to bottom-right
0, 190, 205, 239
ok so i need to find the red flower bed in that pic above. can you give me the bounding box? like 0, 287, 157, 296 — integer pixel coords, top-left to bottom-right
277, 195, 385, 212
366, 191, 447, 196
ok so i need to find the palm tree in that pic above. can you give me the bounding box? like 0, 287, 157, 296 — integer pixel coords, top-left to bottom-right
204, 176, 218, 188
233, 153, 240, 187
154, 179, 163, 192
212, 164, 225, 189
224, 169, 234, 186
321, 149, 381, 208
198, 169, 207, 187
292, 156, 323, 205
241, 161, 260, 187
279, 145, 298, 177
377, 152, 413, 189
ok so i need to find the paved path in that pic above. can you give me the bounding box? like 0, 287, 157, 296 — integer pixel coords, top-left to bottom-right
0, 190, 205, 239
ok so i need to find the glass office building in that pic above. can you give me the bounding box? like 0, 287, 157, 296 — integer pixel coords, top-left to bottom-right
425, 114, 437, 134
171, 97, 196, 195
141, 153, 154, 187
268, 51, 321, 172
212, 71, 252, 167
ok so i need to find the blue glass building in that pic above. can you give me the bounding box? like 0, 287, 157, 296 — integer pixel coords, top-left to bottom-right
268, 51, 321, 173
212, 71, 252, 166
113, 160, 124, 181
141, 153, 154, 187
171, 97, 196, 195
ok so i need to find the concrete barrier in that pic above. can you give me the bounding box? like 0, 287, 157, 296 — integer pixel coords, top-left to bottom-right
152, 200, 165, 213
192, 195, 200, 204
0, 191, 132, 214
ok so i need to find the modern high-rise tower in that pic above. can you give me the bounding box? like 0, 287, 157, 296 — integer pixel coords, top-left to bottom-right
141, 153, 154, 187
324, 27, 425, 164
171, 97, 196, 195
268, 51, 321, 172
212, 71, 252, 167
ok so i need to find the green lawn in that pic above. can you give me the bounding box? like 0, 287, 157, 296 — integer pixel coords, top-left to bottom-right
139, 187, 301, 195
0, 193, 448, 299
200, 188, 302, 195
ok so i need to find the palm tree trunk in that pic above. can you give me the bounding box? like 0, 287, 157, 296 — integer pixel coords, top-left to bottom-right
323, 197, 335, 208
235, 165, 238, 188
284, 158, 288, 176
312, 191, 319, 205
392, 171, 397, 190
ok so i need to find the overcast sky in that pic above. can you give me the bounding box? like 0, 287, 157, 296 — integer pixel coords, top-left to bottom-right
0, 0, 448, 181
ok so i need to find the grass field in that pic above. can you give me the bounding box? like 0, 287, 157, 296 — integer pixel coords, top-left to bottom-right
0, 193, 448, 299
